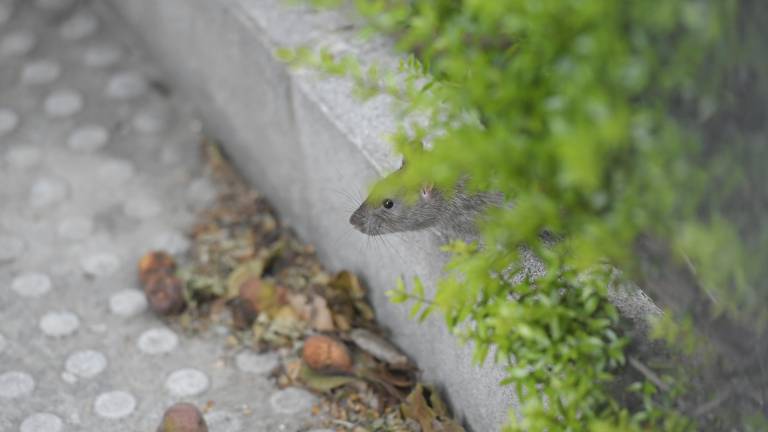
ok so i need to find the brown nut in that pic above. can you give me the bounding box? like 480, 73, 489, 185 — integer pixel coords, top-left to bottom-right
302, 334, 352, 373
156, 402, 208, 432
138, 251, 177, 284
144, 273, 186, 316
228, 298, 257, 330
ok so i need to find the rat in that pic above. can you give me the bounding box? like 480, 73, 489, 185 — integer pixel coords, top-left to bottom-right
348, 162, 504, 241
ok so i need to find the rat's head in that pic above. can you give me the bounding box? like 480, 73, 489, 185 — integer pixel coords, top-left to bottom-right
349, 180, 445, 236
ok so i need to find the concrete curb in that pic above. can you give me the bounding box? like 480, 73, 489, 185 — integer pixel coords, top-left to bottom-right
103, 1, 660, 430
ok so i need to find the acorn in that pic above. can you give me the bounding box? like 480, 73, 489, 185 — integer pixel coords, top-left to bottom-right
156, 402, 208, 432
302, 334, 353, 373
138, 250, 176, 284
144, 273, 186, 316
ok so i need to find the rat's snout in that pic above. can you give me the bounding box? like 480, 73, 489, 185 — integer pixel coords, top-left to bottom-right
349, 207, 366, 231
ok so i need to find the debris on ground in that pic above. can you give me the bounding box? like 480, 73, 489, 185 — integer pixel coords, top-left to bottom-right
138, 138, 464, 431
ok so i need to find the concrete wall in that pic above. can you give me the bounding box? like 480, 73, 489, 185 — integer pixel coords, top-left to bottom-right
102, 1, 516, 430
102, 1, 661, 430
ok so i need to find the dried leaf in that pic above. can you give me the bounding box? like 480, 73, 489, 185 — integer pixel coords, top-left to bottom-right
330, 271, 366, 299
299, 363, 361, 392
310, 296, 335, 332
226, 259, 265, 299
350, 329, 410, 368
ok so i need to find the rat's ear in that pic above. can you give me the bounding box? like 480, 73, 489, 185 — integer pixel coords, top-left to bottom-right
420, 183, 434, 200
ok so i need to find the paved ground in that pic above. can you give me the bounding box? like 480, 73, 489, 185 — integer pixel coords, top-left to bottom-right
0, 1, 328, 430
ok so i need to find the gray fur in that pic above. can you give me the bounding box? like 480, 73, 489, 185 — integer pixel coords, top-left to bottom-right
349, 179, 504, 240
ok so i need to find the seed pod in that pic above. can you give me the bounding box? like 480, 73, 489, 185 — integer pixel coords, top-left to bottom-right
302, 334, 352, 373
157, 402, 208, 432
144, 273, 186, 316
138, 250, 176, 284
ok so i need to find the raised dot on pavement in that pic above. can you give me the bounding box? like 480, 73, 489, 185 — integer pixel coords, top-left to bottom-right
123, 196, 162, 219
5, 146, 42, 168
29, 177, 68, 208
106, 72, 147, 100
59, 11, 98, 40
57, 216, 93, 240
11, 272, 52, 297
93, 391, 136, 419
21, 59, 61, 85
0, 3, 13, 25
151, 231, 190, 256
109, 289, 147, 317
44, 88, 84, 118
165, 368, 210, 397
0, 108, 19, 136
0, 235, 25, 262
137, 327, 178, 354
67, 124, 109, 152
235, 350, 279, 375
65, 349, 107, 378
80, 252, 120, 277
20, 413, 63, 432
83, 43, 122, 68
0, 371, 35, 398
204, 411, 243, 432
269, 387, 317, 415
98, 159, 135, 184
40, 311, 80, 337
132, 109, 167, 134
0, 31, 36, 57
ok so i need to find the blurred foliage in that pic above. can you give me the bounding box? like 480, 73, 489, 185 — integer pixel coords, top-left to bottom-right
279, 0, 767, 430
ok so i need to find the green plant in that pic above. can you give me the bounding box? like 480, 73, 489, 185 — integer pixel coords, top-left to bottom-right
280, 0, 768, 430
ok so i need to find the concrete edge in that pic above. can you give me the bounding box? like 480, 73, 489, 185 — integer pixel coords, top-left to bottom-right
99, 1, 662, 430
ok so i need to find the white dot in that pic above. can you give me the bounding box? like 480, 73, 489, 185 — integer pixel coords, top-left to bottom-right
131, 109, 167, 134
137, 327, 178, 354
57, 216, 93, 240
29, 177, 68, 208
93, 391, 136, 419
269, 388, 317, 415
187, 178, 217, 210
59, 11, 98, 40
0, 235, 25, 262
61, 371, 77, 384
36, 0, 74, 11
123, 196, 161, 219
0, 333, 6, 353
40, 311, 80, 337
65, 350, 107, 378
67, 124, 109, 152
44, 89, 84, 118
83, 43, 121, 68
151, 231, 189, 256
165, 368, 209, 397
20, 413, 63, 432
0, 371, 35, 398
0, 31, 36, 57
235, 351, 279, 375
98, 159, 135, 184
0, 3, 13, 25
11, 272, 52, 297
0, 108, 19, 136
204, 411, 242, 432
106, 72, 147, 100
5, 146, 42, 168
80, 252, 120, 277
21, 59, 61, 85
109, 289, 147, 317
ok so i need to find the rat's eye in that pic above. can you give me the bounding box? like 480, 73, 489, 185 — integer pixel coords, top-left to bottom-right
382, 198, 394, 209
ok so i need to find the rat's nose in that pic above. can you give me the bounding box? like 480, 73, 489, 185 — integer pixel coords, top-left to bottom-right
349, 211, 363, 229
